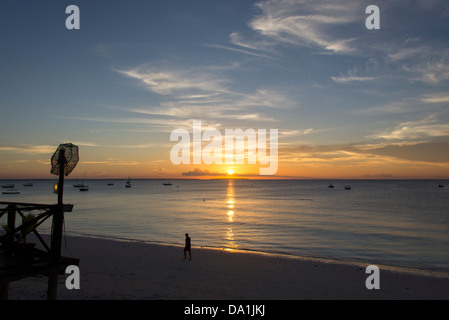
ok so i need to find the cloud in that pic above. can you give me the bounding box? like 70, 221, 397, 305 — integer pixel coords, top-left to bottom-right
281, 139, 449, 167
0, 144, 55, 154
387, 46, 427, 63
356, 92, 449, 116
115, 66, 227, 95
206, 43, 279, 60
229, 32, 274, 52
279, 128, 321, 138
246, 0, 364, 54
117, 143, 155, 149
421, 93, 449, 104
375, 123, 449, 141
402, 57, 449, 84
236, 89, 294, 109
116, 64, 294, 127
369, 113, 449, 141
230, 0, 449, 92
331, 75, 375, 84
331, 64, 377, 83
363, 141, 449, 164
182, 168, 223, 176
83, 158, 141, 166
355, 101, 412, 115
62, 114, 223, 133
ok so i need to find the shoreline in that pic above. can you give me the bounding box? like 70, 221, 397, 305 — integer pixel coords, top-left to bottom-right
5, 235, 449, 300
63, 231, 449, 279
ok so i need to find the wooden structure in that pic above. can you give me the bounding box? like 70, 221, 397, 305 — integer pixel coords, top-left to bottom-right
0, 143, 80, 299
0, 202, 78, 299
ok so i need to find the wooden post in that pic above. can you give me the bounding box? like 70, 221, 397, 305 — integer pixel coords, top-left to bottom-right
47, 149, 66, 300
53, 149, 65, 259
1, 205, 16, 299
7, 205, 16, 232
5, 205, 16, 257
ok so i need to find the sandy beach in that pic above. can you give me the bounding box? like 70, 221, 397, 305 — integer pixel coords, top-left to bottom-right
4, 235, 449, 300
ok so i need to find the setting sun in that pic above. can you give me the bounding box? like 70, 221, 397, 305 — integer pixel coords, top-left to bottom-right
228, 169, 234, 175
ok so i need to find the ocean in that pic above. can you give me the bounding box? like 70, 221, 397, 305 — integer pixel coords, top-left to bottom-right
1, 179, 449, 273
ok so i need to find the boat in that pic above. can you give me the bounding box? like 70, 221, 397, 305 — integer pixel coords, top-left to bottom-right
328, 183, 334, 188
125, 177, 131, 188
23, 182, 34, 187
344, 185, 351, 190
107, 183, 114, 186
74, 182, 86, 188
2, 184, 15, 188
79, 185, 89, 191
2, 189, 20, 194
162, 183, 173, 186
438, 184, 444, 188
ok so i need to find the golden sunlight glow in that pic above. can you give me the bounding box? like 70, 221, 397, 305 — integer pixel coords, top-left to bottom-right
226, 180, 235, 224
228, 169, 234, 175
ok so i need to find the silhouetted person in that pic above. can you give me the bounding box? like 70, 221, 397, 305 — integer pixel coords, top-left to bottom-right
184, 233, 191, 260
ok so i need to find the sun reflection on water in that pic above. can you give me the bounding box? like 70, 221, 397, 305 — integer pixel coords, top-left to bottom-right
225, 180, 236, 248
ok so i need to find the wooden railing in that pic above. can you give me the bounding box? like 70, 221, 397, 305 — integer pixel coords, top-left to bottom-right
0, 201, 77, 299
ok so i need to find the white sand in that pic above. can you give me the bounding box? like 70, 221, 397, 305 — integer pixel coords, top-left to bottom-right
5, 235, 449, 300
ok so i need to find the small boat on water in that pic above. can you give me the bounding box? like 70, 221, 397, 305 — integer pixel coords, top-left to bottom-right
2, 184, 15, 188
125, 177, 131, 188
107, 183, 114, 186
438, 184, 444, 188
344, 185, 351, 190
162, 183, 173, 186
23, 182, 34, 187
2, 189, 20, 195
79, 185, 89, 191
328, 183, 334, 188
73, 181, 84, 188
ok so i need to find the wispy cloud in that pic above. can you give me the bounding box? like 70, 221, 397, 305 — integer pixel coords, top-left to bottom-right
0, 144, 55, 154
182, 168, 223, 177
355, 101, 413, 115
205, 43, 280, 60
228, 0, 449, 91
82, 158, 141, 166
331, 75, 375, 84
356, 92, 449, 116
115, 64, 293, 128
281, 139, 449, 168
279, 128, 323, 138
420, 93, 449, 104
244, 0, 364, 54
402, 56, 449, 84
115, 66, 227, 96
369, 113, 449, 141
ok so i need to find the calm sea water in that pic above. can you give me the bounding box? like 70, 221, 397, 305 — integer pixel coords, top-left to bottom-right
1, 179, 449, 272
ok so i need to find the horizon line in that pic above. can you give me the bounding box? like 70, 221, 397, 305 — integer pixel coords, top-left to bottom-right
1, 177, 449, 181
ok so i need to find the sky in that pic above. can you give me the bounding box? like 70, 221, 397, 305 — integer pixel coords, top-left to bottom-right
1, 0, 449, 179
